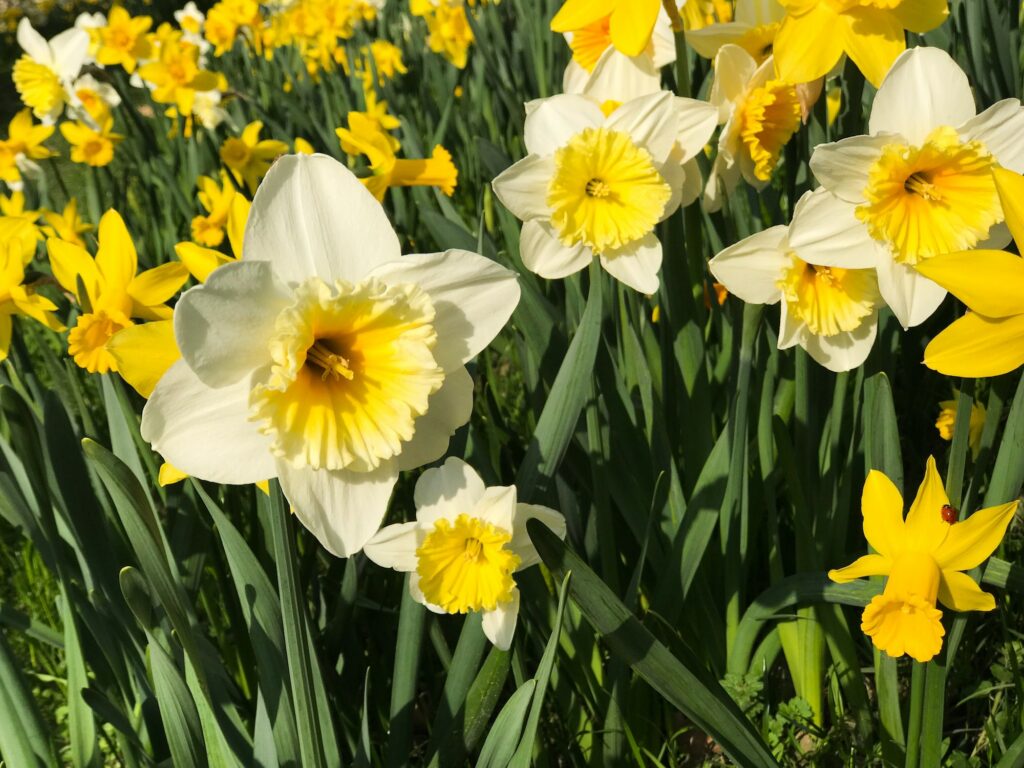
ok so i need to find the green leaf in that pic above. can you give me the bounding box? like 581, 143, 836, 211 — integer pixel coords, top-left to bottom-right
59, 589, 98, 768
386, 576, 426, 768
474, 681, 536, 768
146, 632, 207, 768
0, 629, 56, 767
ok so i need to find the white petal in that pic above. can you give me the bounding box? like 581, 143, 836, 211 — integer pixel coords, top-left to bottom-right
366, 250, 520, 371
49, 27, 89, 81
679, 157, 703, 208
673, 97, 719, 163
491, 155, 554, 222
958, 99, 1024, 173
17, 18, 51, 64
524, 95, 604, 156
801, 314, 878, 372
277, 460, 398, 558
561, 60, 589, 95
474, 485, 517, 533
787, 188, 883, 268
876, 259, 947, 329
174, 260, 290, 388
583, 49, 661, 105
659, 161, 686, 222
509, 504, 566, 570
414, 457, 487, 526
599, 233, 662, 294
604, 91, 678, 163
409, 572, 447, 614
809, 134, 893, 203
482, 589, 520, 650
141, 360, 276, 484
520, 220, 592, 279
396, 366, 474, 471
707, 226, 789, 303
869, 47, 976, 146
363, 521, 421, 572
244, 154, 401, 285
710, 45, 757, 119
650, 9, 677, 67
686, 22, 750, 59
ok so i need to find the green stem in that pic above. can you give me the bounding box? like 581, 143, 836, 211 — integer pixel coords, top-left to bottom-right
904, 662, 926, 768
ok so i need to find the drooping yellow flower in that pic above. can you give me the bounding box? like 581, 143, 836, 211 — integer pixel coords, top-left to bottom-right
94, 6, 153, 73
61, 115, 124, 167
551, 0, 660, 58
919, 168, 1024, 377
46, 210, 189, 373
190, 172, 239, 248
0, 240, 65, 360
40, 199, 93, 249
774, 0, 949, 88
0, 108, 55, 188
829, 457, 1018, 663
336, 119, 458, 202
220, 121, 289, 193
935, 398, 986, 458
137, 36, 227, 116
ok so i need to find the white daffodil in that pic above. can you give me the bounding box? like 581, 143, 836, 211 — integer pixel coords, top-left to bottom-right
709, 189, 881, 372
492, 91, 716, 294
561, 6, 675, 96
704, 44, 801, 213
68, 74, 122, 126
364, 458, 566, 650
141, 154, 521, 558
793, 47, 1024, 329
686, 0, 785, 64
12, 18, 90, 124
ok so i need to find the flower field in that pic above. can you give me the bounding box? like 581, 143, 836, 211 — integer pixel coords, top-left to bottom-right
1, 0, 1024, 765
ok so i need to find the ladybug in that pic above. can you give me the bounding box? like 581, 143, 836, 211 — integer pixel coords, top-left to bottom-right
941, 504, 959, 524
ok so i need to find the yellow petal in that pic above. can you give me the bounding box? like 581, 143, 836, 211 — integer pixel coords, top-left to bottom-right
861, 470, 906, 559
0, 314, 11, 361
158, 462, 188, 486
924, 311, 1024, 378
915, 249, 1024, 318
828, 553, 890, 583
226, 196, 249, 260
175, 241, 232, 283
904, 456, 951, 553
47, 236, 100, 301
932, 500, 1018, 572
773, 5, 843, 84
551, 0, 616, 33
993, 167, 1024, 253
106, 320, 181, 398
95, 210, 137, 291
937, 569, 996, 612
128, 262, 189, 308
840, 7, 905, 89
893, 0, 949, 34
609, 0, 661, 57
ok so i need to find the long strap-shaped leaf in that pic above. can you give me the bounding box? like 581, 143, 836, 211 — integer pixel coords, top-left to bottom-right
527, 520, 778, 767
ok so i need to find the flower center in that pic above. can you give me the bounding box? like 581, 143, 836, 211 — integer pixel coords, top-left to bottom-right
737, 79, 801, 182
778, 254, 877, 336
68, 309, 132, 374
737, 22, 779, 63
250, 277, 444, 473
416, 514, 520, 613
859, 550, 944, 662
547, 127, 671, 254
221, 138, 252, 168
856, 126, 1000, 265
569, 15, 612, 72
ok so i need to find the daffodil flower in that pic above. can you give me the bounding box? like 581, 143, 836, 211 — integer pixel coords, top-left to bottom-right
916, 169, 1024, 378
176, 191, 249, 283
137, 36, 226, 116
0, 192, 44, 263
67, 74, 122, 127
0, 108, 55, 191
12, 18, 89, 124
364, 457, 566, 649
687, 0, 785, 64
703, 45, 802, 212
829, 457, 1018, 663
773, 0, 948, 88
492, 91, 716, 293
139, 154, 520, 557
61, 115, 124, 168
190, 172, 241, 248
420, 1, 475, 69
220, 121, 289, 193
94, 6, 153, 73
40, 199, 93, 249
788, 48, 1024, 329
934, 397, 985, 459
0, 240, 65, 360
47, 209, 189, 373
551, 0, 661, 59
709, 189, 881, 372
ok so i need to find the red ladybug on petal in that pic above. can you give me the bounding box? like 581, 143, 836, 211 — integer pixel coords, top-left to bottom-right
941, 504, 958, 524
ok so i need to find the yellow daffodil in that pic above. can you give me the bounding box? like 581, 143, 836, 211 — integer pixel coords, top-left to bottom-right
336, 119, 458, 203
94, 6, 153, 73
0, 191, 43, 263
61, 115, 124, 167
774, 0, 948, 88
12, 18, 89, 124
204, 0, 263, 56
681, 0, 735, 29
0, 240, 65, 360
139, 154, 520, 557
829, 457, 1018, 663
137, 36, 227, 116
46, 209, 189, 373
0, 108, 55, 189
40, 199, 93, 249
364, 458, 566, 649
363, 40, 407, 82
68, 74, 122, 126
421, 1, 475, 69
294, 137, 315, 155
790, 48, 1024, 330
220, 120, 289, 193
687, 0, 785, 63
918, 168, 1024, 377
176, 193, 249, 282
190, 172, 239, 248
551, 0, 660, 58
935, 398, 986, 458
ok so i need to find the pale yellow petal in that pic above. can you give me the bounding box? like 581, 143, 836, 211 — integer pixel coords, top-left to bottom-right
828, 553, 890, 583
128, 262, 189, 308
46, 236, 99, 301
904, 456, 951, 553
175, 241, 232, 283
840, 7, 905, 89
95, 210, 137, 291
924, 312, 1024, 378
773, 4, 844, 84
609, 0, 661, 57
861, 469, 906, 559
933, 500, 1018, 572
106, 320, 181, 398
893, 0, 949, 34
